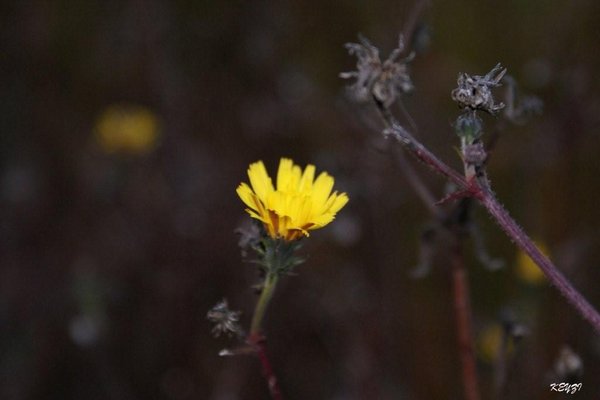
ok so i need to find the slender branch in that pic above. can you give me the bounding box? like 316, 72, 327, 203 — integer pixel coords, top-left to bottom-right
385, 124, 468, 187
450, 242, 480, 400
382, 120, 600, 334
478, 187, 600, 333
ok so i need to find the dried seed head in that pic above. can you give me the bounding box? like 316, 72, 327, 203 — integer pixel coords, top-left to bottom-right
451, 63, 506, 114
341, 34, 414, 107
207, 299, 243, 338
554, 346, 583, 382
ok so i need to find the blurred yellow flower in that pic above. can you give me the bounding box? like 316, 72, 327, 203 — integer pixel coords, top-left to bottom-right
478, 324, 502, 363
477, 323, 513, 363
95, 104, 160, 155
237, 158, 349, 241
515, 239, 549, 285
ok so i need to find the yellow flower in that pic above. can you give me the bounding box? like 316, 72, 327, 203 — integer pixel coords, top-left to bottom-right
237, 158, 349, 241
515, 239, 549, 285
95, 104, 160, 155
477, 323, 514, 363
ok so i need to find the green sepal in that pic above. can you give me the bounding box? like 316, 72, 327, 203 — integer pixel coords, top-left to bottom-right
252, 237, 305, 277
455, 112, 483, 144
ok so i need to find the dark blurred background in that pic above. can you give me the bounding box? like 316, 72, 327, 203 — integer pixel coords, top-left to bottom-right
2, 1, 600, 399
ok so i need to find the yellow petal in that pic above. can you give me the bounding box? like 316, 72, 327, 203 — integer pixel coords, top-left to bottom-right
290, 165, 302, 191
328, 192, 349, 214
298, 164, 315, 192
277, 158, 294, 191
236, 183, 257, 210
248, 161, 274, 201
315, 212, 336, 226
285, 194, 303, 220
246, 208, 267, 222
266, 191, 285, 215
312, 172, 334, 207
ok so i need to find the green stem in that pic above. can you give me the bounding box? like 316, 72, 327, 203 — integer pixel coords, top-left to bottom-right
250, 273, 279, 335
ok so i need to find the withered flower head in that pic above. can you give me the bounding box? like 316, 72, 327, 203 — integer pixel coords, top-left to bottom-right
340, 34, 414, 107
207, 299, 243, 338
451, 63, 506, 114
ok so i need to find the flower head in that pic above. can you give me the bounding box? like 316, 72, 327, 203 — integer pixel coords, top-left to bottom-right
95, 104, 160, 155
237, 158, 349, 241
451, 63, 506, 114
207, 299, 243, 338
340, 34, 414, 107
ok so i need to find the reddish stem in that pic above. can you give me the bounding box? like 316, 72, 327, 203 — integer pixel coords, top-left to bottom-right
380, 105, 467, 187
386, 126, 468, 187
451, 243, 480, 400
478, 187, 600, 333
386, 123, 600, 334
248, 333, 283, 400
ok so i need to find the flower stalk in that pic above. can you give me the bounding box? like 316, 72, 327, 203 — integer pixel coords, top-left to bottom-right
248, 269, 283, 400
250, 272, 279, 336
245, 238, 303, 400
